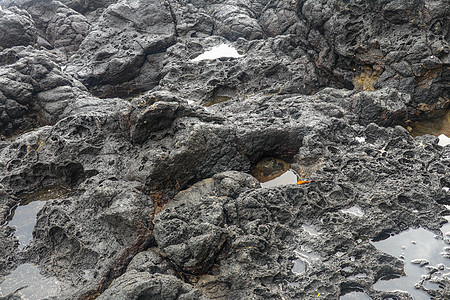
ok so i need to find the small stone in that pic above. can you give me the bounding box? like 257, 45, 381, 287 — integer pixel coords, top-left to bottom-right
421, 274, 431, 280
425, 266, 438, 274
411, 259, 429, 267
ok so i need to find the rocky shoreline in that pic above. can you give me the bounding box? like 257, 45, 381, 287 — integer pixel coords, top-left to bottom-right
0, 0, 449, 299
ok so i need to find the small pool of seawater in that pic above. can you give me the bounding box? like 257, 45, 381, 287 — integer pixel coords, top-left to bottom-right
191, 44, 243, 62
291, 249, 321, 275
340, 291, 372, 299
7, 201, 46, 250
409, 109, 450, 146
260, 170, 298, 188
6, 185, 71, 249
441, 205, 450, 236
251, 157, 300, 188
371, 226, 450, 299
340, 205, 364, 217
437, 134, 450, 146
0, 187, 71, 299
302, 224, 320, 236
0, 263, 61, 299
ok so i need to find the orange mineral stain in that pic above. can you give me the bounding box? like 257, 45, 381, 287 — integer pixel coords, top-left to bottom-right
297, 180, 314, 185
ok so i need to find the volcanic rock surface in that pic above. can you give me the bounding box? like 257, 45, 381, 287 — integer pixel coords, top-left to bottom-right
0, 0, 449, 299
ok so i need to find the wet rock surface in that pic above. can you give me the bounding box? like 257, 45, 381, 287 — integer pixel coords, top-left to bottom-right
0, 0, 449, 299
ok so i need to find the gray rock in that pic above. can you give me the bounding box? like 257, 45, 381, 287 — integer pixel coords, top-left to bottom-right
210, 3, 263, 41
0, 46, 88, 137
153, 177, 229, 273
0, 226, 18, 278
0, 7, 36, 49
58, 0, 117, 14
66, 0, 176, 97
126, 248, 177, 276
350, 88, 410, 126
25, 0, 90, 54
0, 45, 132, 137
2, 0, 91, 56
150, 117, 447, 298
322, 0, 449, 105
97, 271, 207, 300
160, 35, 321, 104
0, 0, 449, 299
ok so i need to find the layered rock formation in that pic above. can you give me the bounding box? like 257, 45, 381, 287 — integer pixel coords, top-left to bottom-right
0, 0, 449, 299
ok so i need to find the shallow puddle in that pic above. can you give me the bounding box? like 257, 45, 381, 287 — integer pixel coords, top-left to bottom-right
7, 185, 71, 249
340, 291, 372, 299
260, 170, 298, 188
291, 258, 306, 275
252, 157, 299, 188
191, 44, 243, 62
409, 109, 450, 146
437, 134, 450, 146
0, 263, 61, 299
291, 249, 321, 275
7, 201, 46, 249
302, 224, 320, 236
347, 273, 367, 280
340, 205, 364, 217
371, 227, 450, 299
441, 205, 450, 236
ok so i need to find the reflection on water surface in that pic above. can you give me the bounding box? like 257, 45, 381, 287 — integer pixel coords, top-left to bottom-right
7, 201, 45, 249
340, 291, 372, 299
260, 170, 298, 188
0, 263, 61, 299
371, 227, 450, 299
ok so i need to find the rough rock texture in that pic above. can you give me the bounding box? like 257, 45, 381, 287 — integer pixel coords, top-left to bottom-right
0, 46, 90, 137
97, 271, 207, 300
0, 6, 36, 49
65, 0, 176, 97
0, 0, 449, 299
20, 0, 91, 55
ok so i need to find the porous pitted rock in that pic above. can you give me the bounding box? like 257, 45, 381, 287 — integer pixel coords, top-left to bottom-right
100, 248, 208, 299
25, 177, 153, 296
159, 34, 321, 104
153, 119, 449, 299
321, 0, 450, 105
0, 104, 152, 297
153, 172, 259, 273
209, 3, 264, 41
0, 0, 449, 299
0, 226, 18, 280
58, 0, 118, 14
126, 248, 177, 276
2, 0, 91, 56
0, 84, 449, 299
0, 189, 20, 279
349, 88, 410, 126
